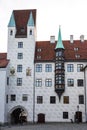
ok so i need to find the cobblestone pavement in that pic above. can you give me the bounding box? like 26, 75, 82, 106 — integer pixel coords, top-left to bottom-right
1, 123, 87, 130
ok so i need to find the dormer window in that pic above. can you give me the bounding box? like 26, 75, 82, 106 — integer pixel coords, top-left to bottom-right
30, 30, 32, 35
10, 30, 13, 35
74, 48, 79, 51
75, 54, 80, 59
37, 56, 41, 59
20, 27, 25, 33
37, 48, 41, 52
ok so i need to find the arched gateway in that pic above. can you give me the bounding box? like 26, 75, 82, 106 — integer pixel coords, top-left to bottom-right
8, 106, 28, 124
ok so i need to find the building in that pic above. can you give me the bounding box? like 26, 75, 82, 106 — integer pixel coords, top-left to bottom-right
0, 9, 87, 124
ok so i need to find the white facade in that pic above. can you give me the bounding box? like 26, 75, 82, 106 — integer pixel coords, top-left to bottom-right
0, 10, 87, 124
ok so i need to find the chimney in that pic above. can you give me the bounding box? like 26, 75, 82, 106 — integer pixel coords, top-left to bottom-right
70, 35, 74, 43
50, 36, 55, 43
80, 35, 84, 42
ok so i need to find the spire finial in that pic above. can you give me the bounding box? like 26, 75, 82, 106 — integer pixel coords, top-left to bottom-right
55, 26, 65, 49
27, 11, 34, 26
8, 11, 15, 27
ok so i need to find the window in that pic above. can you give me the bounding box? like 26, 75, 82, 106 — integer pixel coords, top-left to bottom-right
67, 79, 74, 87
55, 75, 64, 84
22, 94, 28, 101
30, 30, 32, 35
56, 51, 62, 56
7, 77, 9, 85
17, 65, 22, 72
45, 64, 52, 72
67, 64, 74, 72
50, 96, 56, 104
79, 95, 84, 104
77, 64, 83, 72
10, 95, 16, 101
63, 112, 68, 119
36, 64, 42, 72
63, 96, 69, 104
37, 48, 41, 52
37, 96, 43, 104
6, 95, 8, 103
45, 79, 52, 87
18, 42, 23, 48
77, 79, 83, 86
17, 78, 22, 86
17, 53, 23, 59
56, 63, 62, 69
36, 79, 42, 87
10, 30, 13, 35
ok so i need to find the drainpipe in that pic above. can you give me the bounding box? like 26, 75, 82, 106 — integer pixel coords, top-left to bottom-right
82, 66, 87, 122
33, 64, 35, 123
84, 68, 87, 122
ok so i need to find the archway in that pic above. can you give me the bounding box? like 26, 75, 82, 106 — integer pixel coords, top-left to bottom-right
37, 113, 45, 123
9, 106, 28, 124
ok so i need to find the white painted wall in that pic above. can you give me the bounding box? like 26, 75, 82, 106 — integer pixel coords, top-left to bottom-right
0, 68, 7, 123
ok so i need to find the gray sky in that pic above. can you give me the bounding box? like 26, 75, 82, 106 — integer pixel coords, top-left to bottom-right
0, 0, 87, 52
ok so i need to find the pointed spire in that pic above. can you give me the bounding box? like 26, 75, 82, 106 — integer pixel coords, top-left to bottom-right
55, 26, 65, 49
8, 12, 15, 27
27, 11, 34, 26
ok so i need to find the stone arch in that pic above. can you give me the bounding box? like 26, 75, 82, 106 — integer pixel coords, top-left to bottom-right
8, 105, 28, 124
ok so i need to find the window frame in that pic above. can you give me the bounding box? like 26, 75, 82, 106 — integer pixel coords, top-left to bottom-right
18, 42, 23, 48
79, 95, 84, 104
77, 79, 84, 87
17, 78, 22, 86
67, 79, 74, 87
17, 65, 22, 72
67, 64, 74, 72
45, 64, 52, 72
17, 53, 23, 59
50, 96, 56, 104
37, 96, 43, 104
36, 79, 42, 87
63, 96, 69, 104
36, 64, 42, 72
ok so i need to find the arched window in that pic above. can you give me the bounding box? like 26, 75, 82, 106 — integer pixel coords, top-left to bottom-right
30, 30, 32, 35
10, 30, 13, 35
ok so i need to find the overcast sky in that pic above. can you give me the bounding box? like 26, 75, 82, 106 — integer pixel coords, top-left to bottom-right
0, 0, 87, 52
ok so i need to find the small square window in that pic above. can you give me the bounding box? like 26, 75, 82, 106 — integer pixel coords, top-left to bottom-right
11, 95, 16, 101
50, 96, 56, 104
37, 96, 43, 104
67, 79, 74, 87
67, 64, 74, 72
18, 42, 23, 48
17, 53, 23, 59
63, 96, 69, 104
63, 112, 68, 119
22, 94, 28, 101
17, 65, 22, 72
77, 79, 83, 86
17, 78, 22, 86
79, 95, 84, 104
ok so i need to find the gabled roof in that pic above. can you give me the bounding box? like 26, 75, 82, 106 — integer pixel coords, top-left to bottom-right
35, 40, 87, 62
0, 53, 9, 68
13, 9, 36, 37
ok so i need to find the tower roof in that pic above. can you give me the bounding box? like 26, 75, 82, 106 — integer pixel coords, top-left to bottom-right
8, 12, 15, 27
27, 11, 34, 26
55, 26, 65, 49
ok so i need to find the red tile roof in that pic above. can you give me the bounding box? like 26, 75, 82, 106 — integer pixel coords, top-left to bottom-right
13, 9, 36, 37
0, 53, 9, 68
35, 40, 87, 62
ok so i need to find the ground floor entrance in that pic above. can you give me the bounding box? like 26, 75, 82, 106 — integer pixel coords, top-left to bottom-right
75, 111, 82, 123
37, 113, 45, 123
10, 107, 27, 124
